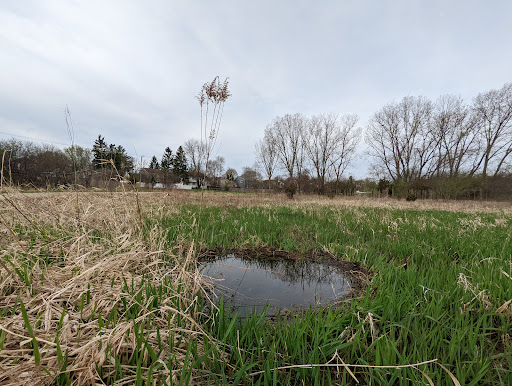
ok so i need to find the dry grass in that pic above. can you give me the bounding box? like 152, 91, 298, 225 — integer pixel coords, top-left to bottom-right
0, 189, 210, 385
131, 189, 511, 214
9, 189, 512, 214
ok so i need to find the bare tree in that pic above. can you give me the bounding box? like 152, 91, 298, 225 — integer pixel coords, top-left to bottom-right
267, 113, 305, 183
183, 138, 205, 187
294, 117, 309, 193
241, 166, 262, 189
330, 114, 361, 193
255, 129, 277, 190
472, 82, 512, 177
225, 167, 238, 181
64, 145, 92, 172
305, 113, 352, 193
365, 96, 435, 182
208, 156, 225, 186
432, 95, 479, 177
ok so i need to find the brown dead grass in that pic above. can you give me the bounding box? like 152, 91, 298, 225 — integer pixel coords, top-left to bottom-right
8, 189, 512, 214
124, 189, 512, 214
0, 189, 209, 385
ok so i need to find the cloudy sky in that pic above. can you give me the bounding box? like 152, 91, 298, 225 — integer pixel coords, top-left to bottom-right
1, 1, 511, 177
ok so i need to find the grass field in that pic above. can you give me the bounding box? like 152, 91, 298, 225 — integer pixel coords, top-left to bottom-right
0, 190, 511, 384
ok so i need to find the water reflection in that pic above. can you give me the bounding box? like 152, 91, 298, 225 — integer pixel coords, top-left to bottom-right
200, 254, 351, 316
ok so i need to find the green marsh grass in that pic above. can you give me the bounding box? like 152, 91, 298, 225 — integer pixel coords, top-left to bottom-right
159, 199, 511, 384
0, 190, 510, 384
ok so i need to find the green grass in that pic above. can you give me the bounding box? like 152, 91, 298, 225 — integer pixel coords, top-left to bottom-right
2, 193, 510, 384
159, 204, 512, 384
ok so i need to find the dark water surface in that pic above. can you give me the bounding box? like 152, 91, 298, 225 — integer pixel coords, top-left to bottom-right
200, 254, 351, 317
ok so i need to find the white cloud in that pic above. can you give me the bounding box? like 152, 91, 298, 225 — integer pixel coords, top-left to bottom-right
0, 0, 511, 177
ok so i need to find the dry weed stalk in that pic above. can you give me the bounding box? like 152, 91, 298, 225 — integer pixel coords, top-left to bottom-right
0, 190, 214, 384
195, 76, 231, 176
1, 150, 8, 190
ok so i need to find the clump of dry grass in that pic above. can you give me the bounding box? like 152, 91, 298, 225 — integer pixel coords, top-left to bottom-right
0, 189, 211, 384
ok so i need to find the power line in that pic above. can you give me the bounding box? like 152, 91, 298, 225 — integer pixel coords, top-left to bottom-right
0, 131, 71, 147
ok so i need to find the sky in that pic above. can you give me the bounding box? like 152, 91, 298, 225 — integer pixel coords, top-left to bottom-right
1, 0, 511, 178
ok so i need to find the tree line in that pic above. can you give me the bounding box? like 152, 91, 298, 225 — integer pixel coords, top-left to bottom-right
253, 82, 512, 199
0, 134, 233, 189
0, 135, 135, 187
366, 84, 512, 180
365, 82, 512, 198
0, 138, 77, 187
254, 112, 361, 194
2, 81, 511, 198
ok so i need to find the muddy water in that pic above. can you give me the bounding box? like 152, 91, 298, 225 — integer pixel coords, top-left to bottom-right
200, 254, 351, 317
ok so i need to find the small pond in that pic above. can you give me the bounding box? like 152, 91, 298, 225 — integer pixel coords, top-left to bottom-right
200, 254, 351, 317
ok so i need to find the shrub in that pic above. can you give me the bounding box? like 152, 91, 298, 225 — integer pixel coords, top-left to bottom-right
406, 192, 417, 201
284, 183, 296, 199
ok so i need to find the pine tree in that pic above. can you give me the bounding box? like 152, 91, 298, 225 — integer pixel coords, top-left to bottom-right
149, 155, 160, 169
113, 145, 134, 175
160, 147, 173, 170
91, 135, 133, 175
92, 135, 108, 169
172, 146, 188, 182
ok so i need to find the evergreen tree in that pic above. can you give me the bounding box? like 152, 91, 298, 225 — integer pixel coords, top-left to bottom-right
113, 145, 134, 175
92, 135, 108, 169
160, 147, 173, 170
108, 144, 116, 165
172, 146, 188, 182
149, 155, 160, 169
91, 135, 133, 175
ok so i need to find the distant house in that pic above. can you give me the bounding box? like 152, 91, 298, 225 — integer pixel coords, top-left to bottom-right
137, 182, 165, 189
136, 168, 186, 188
235, 176, 245, 188
73, 169, 129, 190
139, 168, 165, 185
174, 180, 195, 190
175, 176, 209, 190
